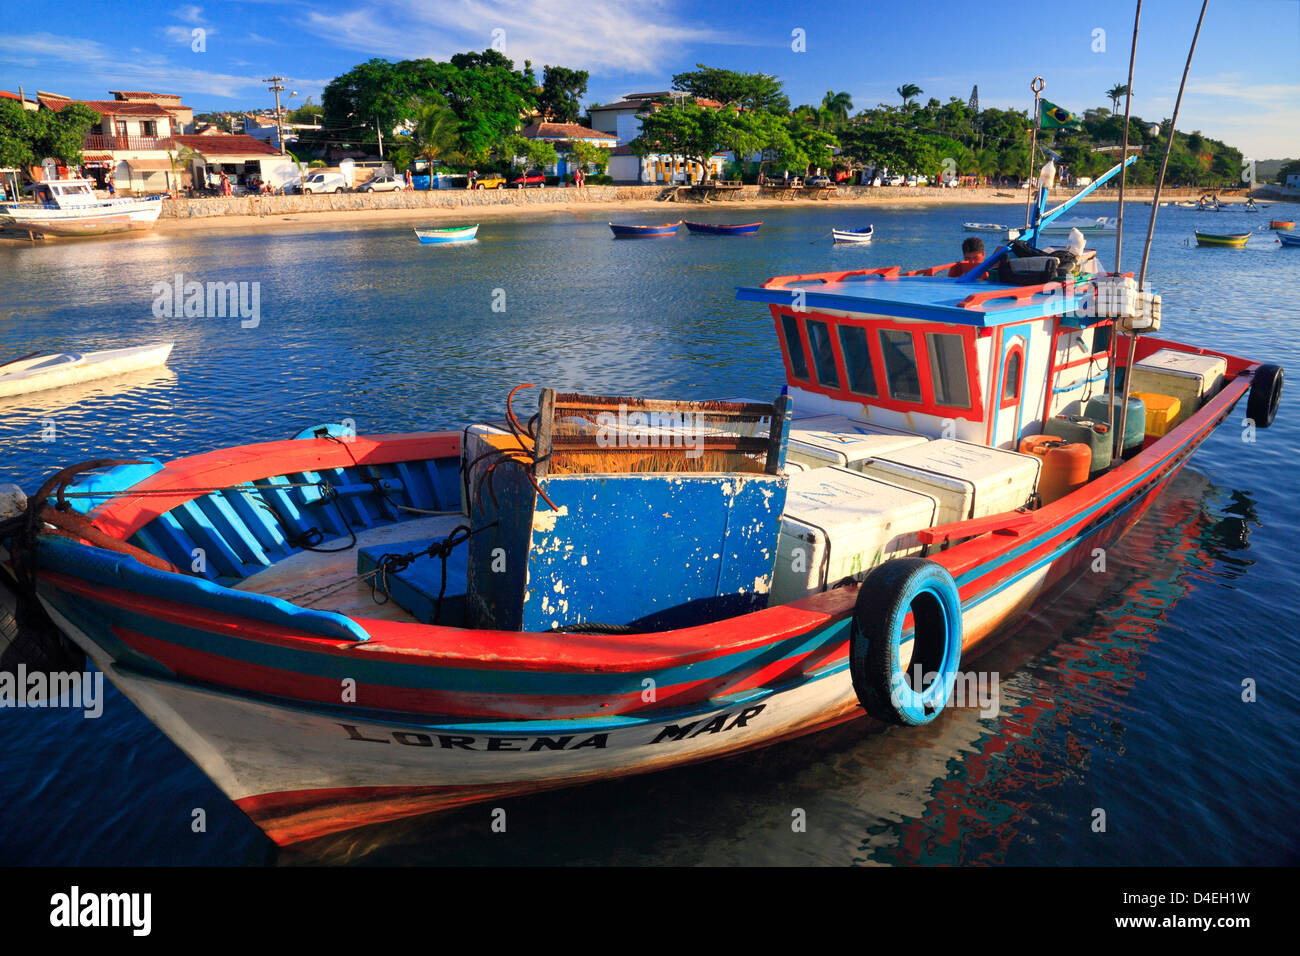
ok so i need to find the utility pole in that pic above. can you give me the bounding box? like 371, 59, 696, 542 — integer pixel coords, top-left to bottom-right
264, 75, 287, 155
375, 117, 384, 158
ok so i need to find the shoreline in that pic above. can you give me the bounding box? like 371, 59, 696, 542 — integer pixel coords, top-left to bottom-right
3, 183, 1277, 241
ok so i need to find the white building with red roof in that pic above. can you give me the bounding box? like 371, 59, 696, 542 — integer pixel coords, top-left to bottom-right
517, 121, 617, 180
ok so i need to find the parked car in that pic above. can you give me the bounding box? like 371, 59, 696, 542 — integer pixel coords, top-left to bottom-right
806, 175, 832, 188
301, 172, 347, 194
511, 170, 546, 188
882, 174, 906, 186
473, 174, 507, 190
361, 174, 404, 192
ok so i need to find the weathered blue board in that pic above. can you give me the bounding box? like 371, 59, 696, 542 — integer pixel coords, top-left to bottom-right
357, 539, 469, 626
466, 469, 788, 632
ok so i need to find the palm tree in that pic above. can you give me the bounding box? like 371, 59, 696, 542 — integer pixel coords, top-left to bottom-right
413, 102, 462, 168
897, 84, 923, 109
1106, 83, 1130, 114
821, 91, 854, 126
166, 144, 198, 196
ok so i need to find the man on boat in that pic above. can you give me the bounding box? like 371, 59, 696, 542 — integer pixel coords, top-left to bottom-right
948, 237, 985, 277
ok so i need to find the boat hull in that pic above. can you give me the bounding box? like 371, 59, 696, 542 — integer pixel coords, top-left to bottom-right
609, 222, 682, 237
12, 348, 1252, 846
683, 221, 762, 236
414, 225, 478, 243
1195, 232, 1250, 248
0, 343, 174, 398
832, 228, 873, 243
1278, 232, 1300, 247
1, 198, 162, 237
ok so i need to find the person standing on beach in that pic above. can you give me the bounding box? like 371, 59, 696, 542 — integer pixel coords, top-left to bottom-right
404, 168, 412, 190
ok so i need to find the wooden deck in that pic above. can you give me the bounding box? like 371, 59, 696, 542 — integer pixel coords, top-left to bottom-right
234, 514, 465, 625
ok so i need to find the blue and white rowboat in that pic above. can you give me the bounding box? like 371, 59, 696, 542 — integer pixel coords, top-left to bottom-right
414, 224, 479, 243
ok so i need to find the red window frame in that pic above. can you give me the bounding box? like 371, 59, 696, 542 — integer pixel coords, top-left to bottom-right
1000, 342, 1025, 409
769, 306, 986, 423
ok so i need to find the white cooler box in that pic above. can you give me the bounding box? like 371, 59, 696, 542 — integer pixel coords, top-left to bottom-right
1126, 349, 1227, 427
858, 439, 1042, 526
770, 467, 940, 606
786, 414, 929, 471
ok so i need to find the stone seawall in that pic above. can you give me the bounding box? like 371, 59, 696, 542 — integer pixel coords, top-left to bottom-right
160, 185, 670, 219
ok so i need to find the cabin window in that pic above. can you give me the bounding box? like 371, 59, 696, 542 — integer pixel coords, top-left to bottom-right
926, 332, 971, 408
879, 329, 922, 403
1092, 324, 1113, 355
780, 313, 810, 380
1002, 346, 1024, 405
806, 320, 840, 388
838, 325, 878, 396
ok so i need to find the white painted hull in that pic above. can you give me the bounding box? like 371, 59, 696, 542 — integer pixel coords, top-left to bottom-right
0, 343, 173, 398
40, 551, 1057, 843
1, 197, 162, 237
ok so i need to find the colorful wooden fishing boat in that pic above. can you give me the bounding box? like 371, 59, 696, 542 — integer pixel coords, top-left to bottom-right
0, 179, 162, 238
0, 343, 174, 398
832, 226, 873, 243
1195, 231, 1250, 248
0, 157, 1286, 848
683, 221, 762, 236
609, 221, 682, 238
1277, 232, 1300, 247
414, 224, 478, 243
1270, 220, 1294, 230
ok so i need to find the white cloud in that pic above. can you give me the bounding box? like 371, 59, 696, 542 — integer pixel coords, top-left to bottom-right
172, 5, 208, 25
303, 0, 752, 73
0, 31, 271, 99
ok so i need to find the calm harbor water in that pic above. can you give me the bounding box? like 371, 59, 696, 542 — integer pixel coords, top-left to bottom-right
1, 200, 1297, 865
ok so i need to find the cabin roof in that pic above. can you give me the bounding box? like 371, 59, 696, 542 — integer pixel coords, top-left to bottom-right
736, 271, 1082, 327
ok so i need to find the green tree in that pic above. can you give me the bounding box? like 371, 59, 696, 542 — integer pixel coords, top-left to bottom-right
412, 100, 463, 168
670, 64, 790, 113
570, 140, 609, 173
631, 102, 726, 182
537, 66, 589, 123
31, 103, 100, 165
0, 99, 37, 169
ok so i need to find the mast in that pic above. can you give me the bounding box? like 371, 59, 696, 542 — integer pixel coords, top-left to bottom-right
1108, 0, 1142, 455
1023, 77, 1045, 230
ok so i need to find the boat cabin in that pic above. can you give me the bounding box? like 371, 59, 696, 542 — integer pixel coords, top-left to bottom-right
736, 265, 1112, 449
23, 179, 101, 209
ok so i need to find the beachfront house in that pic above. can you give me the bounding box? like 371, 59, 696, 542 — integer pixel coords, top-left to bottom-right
34, 89, 195, 194
517, 121, 617, 179
174, 134, 299, 193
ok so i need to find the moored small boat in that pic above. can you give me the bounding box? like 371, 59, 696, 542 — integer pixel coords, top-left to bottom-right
963, 222, 1010, 233
1277, 232, 1300, 247
1269, 220, 1294, 230
1195, 230, 1251, 248
609, 221, 682, 238
414, 224, 479, 243
832, 225, 874, 243
0, 179, 162, 238
683, 221, 762, 236
0, 343, 174, 398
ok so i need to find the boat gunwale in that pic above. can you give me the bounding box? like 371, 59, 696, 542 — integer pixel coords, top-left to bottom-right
25, 334, 1260, 679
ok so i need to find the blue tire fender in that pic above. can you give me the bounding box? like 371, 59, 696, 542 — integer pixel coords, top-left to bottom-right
849, 558, 964, 726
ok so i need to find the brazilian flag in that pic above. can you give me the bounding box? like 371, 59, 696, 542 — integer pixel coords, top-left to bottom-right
1040, 99, 1082, 130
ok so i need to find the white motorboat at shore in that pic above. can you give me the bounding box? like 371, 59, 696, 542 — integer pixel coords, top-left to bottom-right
0, 179, 163, 238
0, 343, 174, 398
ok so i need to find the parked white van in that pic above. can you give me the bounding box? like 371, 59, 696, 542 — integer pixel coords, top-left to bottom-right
300, 172, 348, 194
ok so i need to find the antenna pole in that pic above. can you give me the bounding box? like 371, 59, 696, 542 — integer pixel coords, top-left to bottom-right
1024, 77, 1044, 230
1109, 0, 1142, 455
1117, 0, 1209, 466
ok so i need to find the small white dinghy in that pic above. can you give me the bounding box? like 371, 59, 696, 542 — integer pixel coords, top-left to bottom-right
963, 222, 1010, 233
0, 343, 174, 398
832, 225, 874, 243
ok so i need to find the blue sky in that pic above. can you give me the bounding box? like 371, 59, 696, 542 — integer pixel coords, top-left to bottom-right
1, 0, 1296, 157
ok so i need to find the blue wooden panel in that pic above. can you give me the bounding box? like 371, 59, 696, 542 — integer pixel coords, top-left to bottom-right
468, 468, 787, 632
222, 484, 292, 557
172, 499, 246, 579
194, 493, 271, 570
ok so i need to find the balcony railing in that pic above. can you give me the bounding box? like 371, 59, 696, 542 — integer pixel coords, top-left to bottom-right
83, 134, 177, 152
